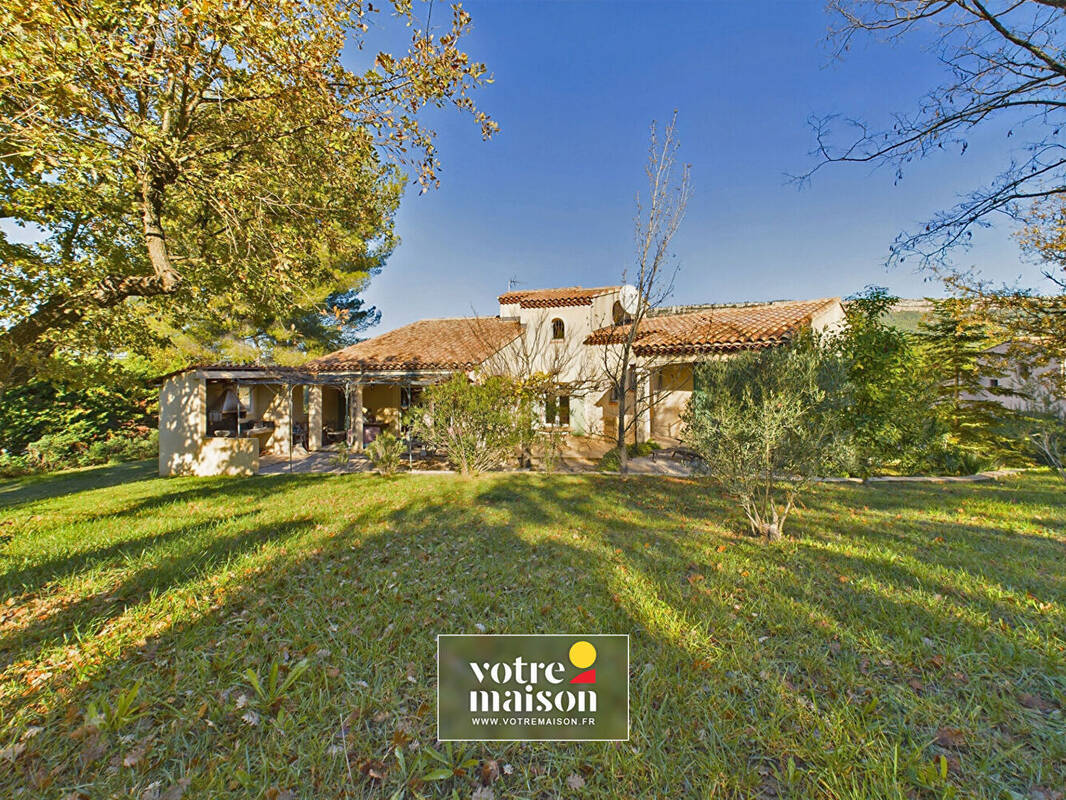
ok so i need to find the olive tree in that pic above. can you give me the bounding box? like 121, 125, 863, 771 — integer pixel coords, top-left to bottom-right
682, 339, 851, 541
412, 374, 537, 476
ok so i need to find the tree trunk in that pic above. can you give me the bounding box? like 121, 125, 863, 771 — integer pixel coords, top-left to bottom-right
0, 171, 181, 385
138, 171, 182, 295
616, 356, 629, 475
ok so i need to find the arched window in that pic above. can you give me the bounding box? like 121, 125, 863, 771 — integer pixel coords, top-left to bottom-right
551, 318, 565, 340
612, 301, 628, 325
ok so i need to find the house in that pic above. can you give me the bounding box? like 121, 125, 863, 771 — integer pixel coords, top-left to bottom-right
965, 340, 1065, 413
157, 286, 845, 475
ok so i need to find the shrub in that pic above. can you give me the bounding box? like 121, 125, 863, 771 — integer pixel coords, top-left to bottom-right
1032, 415, 1065, 482
0, 451, 31, 478
25, 421, 96, 471
1025, 390, 1066, 482
366, 431, 405, 475
85, 427, 158, 465
682, 338, 851, 541
0, 357, 156, 457
333, 442, 351, 467
831, 287, 941, 476
18, 424, 158, 474
412, 374, 534, 475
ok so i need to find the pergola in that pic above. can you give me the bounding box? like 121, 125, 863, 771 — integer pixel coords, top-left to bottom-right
186, 365, 453, 472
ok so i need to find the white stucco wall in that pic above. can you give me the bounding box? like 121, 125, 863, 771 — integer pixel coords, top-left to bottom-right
963, 342, 1065, 413
159, 373, 260, 476
159, 372, 206, 476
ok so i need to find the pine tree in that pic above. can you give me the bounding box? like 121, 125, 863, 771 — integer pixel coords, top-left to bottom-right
919, 298, 1012, 456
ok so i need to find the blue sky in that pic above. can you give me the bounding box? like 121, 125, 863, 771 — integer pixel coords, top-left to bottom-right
360, 0, 1041, 332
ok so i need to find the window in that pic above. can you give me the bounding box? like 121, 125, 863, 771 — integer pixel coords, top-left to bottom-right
545, 394, 570, 426
551, 318, 565, 340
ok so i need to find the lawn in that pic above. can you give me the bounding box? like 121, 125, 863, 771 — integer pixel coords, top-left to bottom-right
0, 465, 1063, 799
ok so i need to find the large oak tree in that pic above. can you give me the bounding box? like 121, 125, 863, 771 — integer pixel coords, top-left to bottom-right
0, 0, 495, 382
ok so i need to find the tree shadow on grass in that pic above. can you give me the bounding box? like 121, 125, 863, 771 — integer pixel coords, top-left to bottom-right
0, 461, 158, 510
0, 514, 324, 672
1, 472, 1063, 798
0, 509, 266, 600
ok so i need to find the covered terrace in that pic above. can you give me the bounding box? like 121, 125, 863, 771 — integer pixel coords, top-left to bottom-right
157, 365, 449, 476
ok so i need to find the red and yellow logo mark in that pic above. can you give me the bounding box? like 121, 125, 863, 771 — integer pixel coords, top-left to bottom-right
568, 640, 597, 684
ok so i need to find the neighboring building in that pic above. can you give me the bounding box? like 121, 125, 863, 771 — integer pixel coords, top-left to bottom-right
965, 341, 1065, 413
157, 286, 845, 475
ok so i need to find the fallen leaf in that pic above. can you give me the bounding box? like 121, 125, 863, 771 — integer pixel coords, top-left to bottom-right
160, 777, 191, 800
0, 741, 26, 762
1018, 693, 1054, 712
479, 759, 500, 785
566, 772, 585, 789
934, 727, 965, 748
358, 759, 385, 781
79, 733, 107, 767
122, 740, 151, 768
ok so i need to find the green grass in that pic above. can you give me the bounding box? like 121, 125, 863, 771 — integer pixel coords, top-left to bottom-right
0, 463, 1063, 798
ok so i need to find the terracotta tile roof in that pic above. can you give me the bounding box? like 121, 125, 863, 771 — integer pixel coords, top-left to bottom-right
584, 298, 841, 355
307, 317, 522, 372
498, 285, 620, 308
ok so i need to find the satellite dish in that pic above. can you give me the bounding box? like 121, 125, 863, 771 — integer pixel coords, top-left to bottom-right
618, 284, 640, 315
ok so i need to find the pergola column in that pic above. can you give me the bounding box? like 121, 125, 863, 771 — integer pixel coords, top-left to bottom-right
352, 383, 364, 452
308, 385, 323, 451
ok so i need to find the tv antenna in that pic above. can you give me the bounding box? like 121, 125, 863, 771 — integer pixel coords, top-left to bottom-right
507, 275, 524, 292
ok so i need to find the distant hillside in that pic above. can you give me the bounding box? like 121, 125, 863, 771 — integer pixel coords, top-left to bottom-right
884, 299, 934, 332
841, 298, 933, 332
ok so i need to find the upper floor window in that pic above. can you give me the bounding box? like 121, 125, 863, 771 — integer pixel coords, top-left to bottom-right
551, 318, 565, 340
